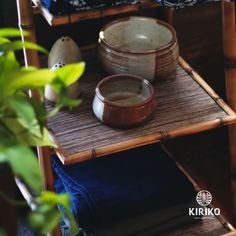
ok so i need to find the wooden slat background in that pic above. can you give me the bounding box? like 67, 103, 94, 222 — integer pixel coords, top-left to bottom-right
46, 47, 228, 163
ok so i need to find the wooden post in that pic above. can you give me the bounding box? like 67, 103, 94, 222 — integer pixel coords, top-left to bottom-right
16, 0, 56, 193
16, 0, 40, 68
16, 1, 61, 235
222, 0, 236, 224
163, 7, 175, 26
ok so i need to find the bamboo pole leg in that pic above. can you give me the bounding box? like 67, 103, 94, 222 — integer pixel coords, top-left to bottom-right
16, 1, 61, 235
163, 7, 175, 26
222, 0, 236, 224
16, 0, 56, 193
15, 0, 56, 196
16, 0, 39, 68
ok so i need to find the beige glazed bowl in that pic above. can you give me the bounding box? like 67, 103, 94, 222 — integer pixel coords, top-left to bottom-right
92, 74, 156, 128
98, 16, 179, 82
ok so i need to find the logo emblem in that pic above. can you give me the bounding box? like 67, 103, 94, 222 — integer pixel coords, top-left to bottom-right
196, 190, 212, 206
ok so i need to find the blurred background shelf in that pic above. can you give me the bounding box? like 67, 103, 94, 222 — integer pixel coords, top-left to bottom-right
32, 0, 160, 26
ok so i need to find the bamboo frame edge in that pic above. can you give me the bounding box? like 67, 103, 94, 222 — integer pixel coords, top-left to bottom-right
179, 56, 236, 116
59, 116, 236, 165
161, 143, 236, 233
32, 0, 160, 26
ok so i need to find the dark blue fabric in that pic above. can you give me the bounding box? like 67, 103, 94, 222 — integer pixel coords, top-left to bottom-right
53, 143, 196, 232
154, 0, 220, 9
41, 0, 138, 15
41, 0, 220, 14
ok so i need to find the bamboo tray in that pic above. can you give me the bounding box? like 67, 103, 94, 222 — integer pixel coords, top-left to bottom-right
32, 0, 160, 26
45, 46, 236, 165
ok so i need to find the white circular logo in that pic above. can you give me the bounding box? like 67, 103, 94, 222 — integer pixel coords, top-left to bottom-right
196, 190, 212, 206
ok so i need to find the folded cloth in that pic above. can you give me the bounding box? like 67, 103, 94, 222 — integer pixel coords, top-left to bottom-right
60, 200, 198, 236
154, 0, 220, 9
97, 200, 198, 236
40, 0, 138, 15
53, 143, 197, 234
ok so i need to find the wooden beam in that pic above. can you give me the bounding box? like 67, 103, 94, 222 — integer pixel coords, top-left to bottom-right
222, 0, 236, 224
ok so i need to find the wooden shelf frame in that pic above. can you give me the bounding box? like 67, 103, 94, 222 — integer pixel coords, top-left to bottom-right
45, 46, 236, 165
15, 0, 236, 234
32, 0, 160, 26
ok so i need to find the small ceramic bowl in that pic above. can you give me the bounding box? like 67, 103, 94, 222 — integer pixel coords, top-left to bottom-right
98, 16, 179, 82
92, 74, 156, 128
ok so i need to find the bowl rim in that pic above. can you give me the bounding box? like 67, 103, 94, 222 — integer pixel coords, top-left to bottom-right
95, 74, 155, 108
99, 16, 177, 55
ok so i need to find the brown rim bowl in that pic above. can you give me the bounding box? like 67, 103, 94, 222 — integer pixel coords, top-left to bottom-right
98, 16, 179, 82
92, 74, 156, 128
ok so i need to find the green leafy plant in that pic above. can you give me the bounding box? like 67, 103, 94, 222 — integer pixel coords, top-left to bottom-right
0, 28, 85, 235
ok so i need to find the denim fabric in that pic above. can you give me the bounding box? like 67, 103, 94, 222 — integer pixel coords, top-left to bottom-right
41, 0, 221, 14
154, 0, 220, 9
60, 218, 92, 236
41, 0, 138, 15
52, 143, 196, 233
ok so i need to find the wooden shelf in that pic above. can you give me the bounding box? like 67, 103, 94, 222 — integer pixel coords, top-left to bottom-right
45, 46, 236, 165
162, 216, 230, 236
33, 0, 160, 26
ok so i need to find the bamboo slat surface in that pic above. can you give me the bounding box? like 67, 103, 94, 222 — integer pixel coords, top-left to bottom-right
32, 0, 160, 26
45, 47, 236, 165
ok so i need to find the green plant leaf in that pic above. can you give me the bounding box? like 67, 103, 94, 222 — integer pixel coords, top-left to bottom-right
2, 97, 55, 147
0, 49, 19, 74
41, 209, 62, 234
47, 94, 82, 117
5, 97, 39, 130
15, 127, 56, 147
10, 41, 48, 54
0, 37, 10, 45
4, 69, 55, 95
64, 205, 79, 236
59, 97, 82, 108
28, 211, 45, 231
3, 119, 54, 147
46, 105, 63, 118
0, 29, 83, 236
0, 28, 28, 37
28, 97, 47, 133
0, 228, 6, 236
49, 79, 63, 94
28, 204, 61, 235
0, 148, 7, 163
54, 62, 85, 86
35, 192, 79, 235
0, 47, 19, 88
0, 41, 47, 55
37, 192, 70, 208
29, 192, 77, 235
0, 123, 15, 146
0, 144, 42, 193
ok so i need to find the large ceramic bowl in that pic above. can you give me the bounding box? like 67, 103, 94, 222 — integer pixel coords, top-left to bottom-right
98, 16, 179, 82
92, 74, 156, 128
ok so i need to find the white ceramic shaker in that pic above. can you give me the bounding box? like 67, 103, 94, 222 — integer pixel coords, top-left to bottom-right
45, 36, 82, 103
